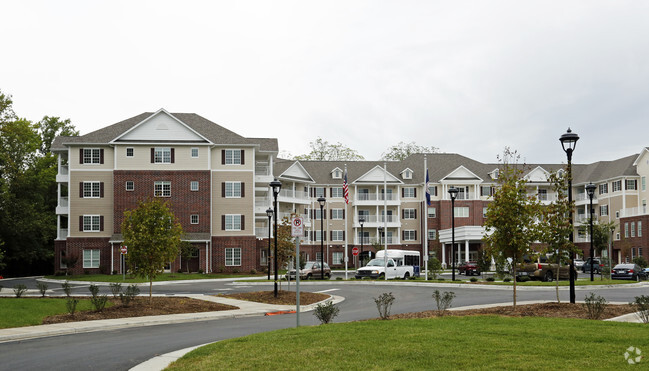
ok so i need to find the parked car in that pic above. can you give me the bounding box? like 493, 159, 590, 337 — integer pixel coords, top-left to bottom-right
611, 263, 647, 281
573, 259, 585, 270
458, 261, 480, 276
582, 258, 602, 274
285, 261, 331, 280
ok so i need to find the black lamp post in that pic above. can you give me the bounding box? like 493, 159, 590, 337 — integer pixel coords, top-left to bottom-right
317, 196, 326, 279
270, 178, 282, 297
448, 187, 459, 281
359, 216, 365, 267
586, 182, 596, 281
266, 207, 273, 280
560, 127, 579, 303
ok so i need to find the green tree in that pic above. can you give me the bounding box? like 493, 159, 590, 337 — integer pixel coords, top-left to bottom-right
294, 137, 364, 161
538, 170, 575, 301
179, 240, 194, 273
483, 149, 540, 308
122, 198, 184, 301
381, 141, 439, 161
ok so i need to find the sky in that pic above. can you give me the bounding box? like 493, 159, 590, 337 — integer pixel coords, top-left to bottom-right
2, 0, 649, 165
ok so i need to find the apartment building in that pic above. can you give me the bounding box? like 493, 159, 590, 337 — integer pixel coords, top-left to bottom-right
52, 110, 649, 274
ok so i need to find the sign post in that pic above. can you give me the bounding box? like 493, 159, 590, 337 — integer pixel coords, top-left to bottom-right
291, 217, 303, 327
120, 245, 127, 281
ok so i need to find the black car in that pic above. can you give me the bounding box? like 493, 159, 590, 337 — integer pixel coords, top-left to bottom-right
582, 258, 602, 274
611, 263, 647, 281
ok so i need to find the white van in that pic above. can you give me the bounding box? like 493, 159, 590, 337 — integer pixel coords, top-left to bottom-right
355, 249, 420, 279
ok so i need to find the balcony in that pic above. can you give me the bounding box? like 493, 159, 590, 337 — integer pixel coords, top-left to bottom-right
255, 163, 273, 183
56, 165, 69, 183
255, 227, 270, 238
56, 197, 69, 215
619, 206, 649, 218
575, 193, 598, 205
278, 189, 310, 204
353, 215, 400, 228
255, 198, 271, 214
57, 229, 68, 240
353, 236, 400, 245
354, 193, 400, 205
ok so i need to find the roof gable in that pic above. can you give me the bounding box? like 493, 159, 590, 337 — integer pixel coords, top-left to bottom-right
354, 165, 402, 184
441, 165, 482, 182
525, 166, 550, 182
279, 161, 315, 183
114, 109, 209, 143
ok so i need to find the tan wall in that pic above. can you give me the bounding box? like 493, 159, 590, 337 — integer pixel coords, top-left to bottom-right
69, 146, 114, 170
212, 171, 254, 235
69, 170, 114, 237
211, 147, 254, 171
115, 145, 210, 170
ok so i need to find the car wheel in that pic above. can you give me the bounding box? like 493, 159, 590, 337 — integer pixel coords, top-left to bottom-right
404, 272, 410, 280
378, 273, 385, 279
325, 273, 331, 279
544, 271, 554, 282
306, 273, 312, 280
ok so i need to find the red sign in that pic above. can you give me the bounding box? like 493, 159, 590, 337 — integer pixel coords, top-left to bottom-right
352, 247, 359, 256
120, 245, 128, 255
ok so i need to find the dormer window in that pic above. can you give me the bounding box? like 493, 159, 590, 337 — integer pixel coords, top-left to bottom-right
401, 168, 413, 180
332, 168, 342, 179
490, 169, 499, 180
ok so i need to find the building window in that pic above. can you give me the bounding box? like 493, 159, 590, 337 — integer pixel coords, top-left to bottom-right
643, 176, 646, 191
83, 249, 100, 268
315, 209, 324, 220
612, 180, 622, 192
332, 169, 342, 179
225, 215, 242, 231
154, 181, 171, 197
403, 208, 416, 219
480, 186, 493, 197
225, 182, 242, 198
154, 147, 172, 163
599, 205, 608, 216
332, 230, 344, 241
191, 181, 199, 191
626, 180, 637, 190
404, 230, 416, 241
314, 230, 324, 242
126, 148, 134, 157
225, 248, 241, 266
639, 221, 643, 237
331, 209, 344, 220
224, 149, 242, 165
625, 223, 629, 238
454, 207, 469, 218
260, 249, 268, 265
428, 207, 436, 218
332, 252, 343, 265
483, 207, 488, 218
616, 211, 620, 219
428, 229, 437, 240
631, 222, 636, 237
599, 183, 608, 194
315, 187, 325, 198
428, 186, 438, 197
403, 187, 416, 198
126, 181, 134, 191
331, 187, 343, 198
616, 232, 620, 240
191, 148, 199, 158
631, 247, 636, 259
83, 148, 102, 164
577, 228, 586, 239
403, 169, 412, 179
83, 181, 101, 198
315, 252, 323, 261
191, 214, 199, 224
83, 215, 101, 232
538, 189, 548, 201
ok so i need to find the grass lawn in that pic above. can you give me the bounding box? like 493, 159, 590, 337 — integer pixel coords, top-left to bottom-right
169, 316, 649, 370
43, 272, 267, 283
0, 298, 102, 328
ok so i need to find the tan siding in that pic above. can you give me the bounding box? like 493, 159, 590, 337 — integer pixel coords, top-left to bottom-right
211, 147, 254, 171
115, 145, 210, 170
212, 171, 254, 236
69, 146, 114, 170
69, 171, 114, 237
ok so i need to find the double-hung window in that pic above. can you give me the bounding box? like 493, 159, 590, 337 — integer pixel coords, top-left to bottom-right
331, 187, 343, 198
332, 230, 344, 241
403, 208, 416, 219
154, 181, 171, 197
83, 148, 102, 164
225, 215, 242, 231
191, 148, 199, 158
331, 209, 344, 220
332, 252, 343, 265
612, 180, 622, 192
83, 215, 101, 232
83, 181, 101, 198
224, 149, 242, 165
83, 249, 100, 268
428, 229, 437, 240
454, 207, 470, 218
154, 147, 172, 163
225, 248, 241, 266
428, 207, 436, 218
600, 205, 608, 216
403, 187, 416, 198
599, 183, 608, 194
315, 187, 325, 198
404, 230, 416, 241
190, 181, 199, 191
225, 182, 242, 198
191, 214, 199, 224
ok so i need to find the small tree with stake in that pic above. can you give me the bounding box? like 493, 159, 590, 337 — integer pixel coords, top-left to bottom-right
122, 198, 183, 303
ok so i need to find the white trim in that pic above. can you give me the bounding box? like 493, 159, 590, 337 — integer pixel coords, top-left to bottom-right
111, 109, 213, 144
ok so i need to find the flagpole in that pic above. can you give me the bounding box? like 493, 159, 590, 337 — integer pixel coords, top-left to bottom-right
384, 161, 388, 281
344, 164, 348, 280
424, 155, 428, 281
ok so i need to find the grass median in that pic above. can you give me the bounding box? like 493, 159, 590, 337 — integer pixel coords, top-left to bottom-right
169, 316, 649, 370
1, 298, 101, 328
43, 272, 267, 283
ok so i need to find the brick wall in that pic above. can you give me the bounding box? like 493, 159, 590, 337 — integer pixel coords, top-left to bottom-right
211, 236, 258, 273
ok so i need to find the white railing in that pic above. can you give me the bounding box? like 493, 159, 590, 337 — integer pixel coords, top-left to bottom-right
620, 206, 649, 218
59, 197, 69, 208
355, 215, 398, 223
355, 193, 399, 202
279, 189, 309, 200
58, 229, 68, 239
575, 193, 597, 202
59, 165, 69, 176
575, 215, 588, 223
255, 164, 270, 176
256, 227, 270, 238
255, 199, 270, 208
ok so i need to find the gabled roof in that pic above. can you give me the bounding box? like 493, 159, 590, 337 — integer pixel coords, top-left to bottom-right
278, 161, 315, 183
441, 165, 483, 182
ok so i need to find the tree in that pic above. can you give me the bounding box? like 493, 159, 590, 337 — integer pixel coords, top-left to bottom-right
179, 241, 194, 273
483, 148, 540, 308
294, 137, 364, 161
476, 249, 492, 280
538, 170, 575, 302
381, 141, 439, 161
122, 198, 184, 301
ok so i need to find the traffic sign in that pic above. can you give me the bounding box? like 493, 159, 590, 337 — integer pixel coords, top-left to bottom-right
291, 217, 304, 237
352, 247, 359, 256
120, 245, 128, 255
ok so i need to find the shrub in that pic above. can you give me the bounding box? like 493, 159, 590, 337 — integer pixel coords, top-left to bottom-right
66, 298, 79, 315
198, 269, 204, 274
233, 268, 240, 274
62, 280, 71, 297
91, 295, 109, 311
177, 269, 183, 274
54, 270, 66, 276
486, 277, 495, 282
503, 278, 511, 283
633, 256, 648, 268
84, 270, 90, 275
313, 301, 340, 324
517, 276, 530, 282
432, 290, 456, 316
631, 295, 649, 324
583, 292, 607, 320
109, 283, 122, 298
119, 284, 140, 307
13, 284, 27, 297
374, 292, 395, 320
99, 265, 108, 274
89, 284, 100, 297
470, 277, 478, 282
336, 277, 343, 281
250, 268, 257, 275
37, 282, 48, 297
112, 270, 118, 275
428, 258, 442, 279
437, 278, 445, 281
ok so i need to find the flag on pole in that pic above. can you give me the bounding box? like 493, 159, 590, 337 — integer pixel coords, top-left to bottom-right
343, 169, 350, 204
425, 169, 431, 206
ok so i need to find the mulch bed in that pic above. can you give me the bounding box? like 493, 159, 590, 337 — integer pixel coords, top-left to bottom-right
219, 291, 330, 305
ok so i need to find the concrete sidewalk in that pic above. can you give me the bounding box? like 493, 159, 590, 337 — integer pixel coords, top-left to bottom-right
0, 294, 344, 344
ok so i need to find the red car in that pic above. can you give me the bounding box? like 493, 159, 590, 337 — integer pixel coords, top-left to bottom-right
458, 261, 481, 276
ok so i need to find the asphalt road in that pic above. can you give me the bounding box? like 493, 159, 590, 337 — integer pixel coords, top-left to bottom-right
0, 277, 646, 370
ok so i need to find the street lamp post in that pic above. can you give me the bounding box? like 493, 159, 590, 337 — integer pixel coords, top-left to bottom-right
266, 207, 273, 280
359, 216, 365, 267
586, 182, 596, 281
270, 179, 282, 297
560, 127, 579, 303
317, 196, 326, 280
448, 187, 459, 281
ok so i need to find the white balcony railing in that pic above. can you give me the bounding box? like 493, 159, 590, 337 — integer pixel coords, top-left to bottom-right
57, 229, 68, 240
256, 227, 270, 238
255, 164, 270, 176
619, 206, 649, 218
355, 215, 398, 223
278, 189, 310, 201
353, 236, 400, 245
575, 193, 597, 202
59, 197, 69, 208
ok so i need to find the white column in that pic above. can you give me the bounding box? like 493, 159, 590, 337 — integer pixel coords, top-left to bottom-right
442, 243, 446, 268
465, 240, 470, 262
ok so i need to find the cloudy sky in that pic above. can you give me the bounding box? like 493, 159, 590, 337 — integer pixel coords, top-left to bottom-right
2, 1, 648, 164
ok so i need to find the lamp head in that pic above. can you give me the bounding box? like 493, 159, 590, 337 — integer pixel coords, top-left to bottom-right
448, 187, 459, 200
266, 207, 274, 218
359, 216, 364, 225
560, 127, 579, 154
317, 196, 326, 207
585, 182, 596, 198
269, 178, 282, 195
